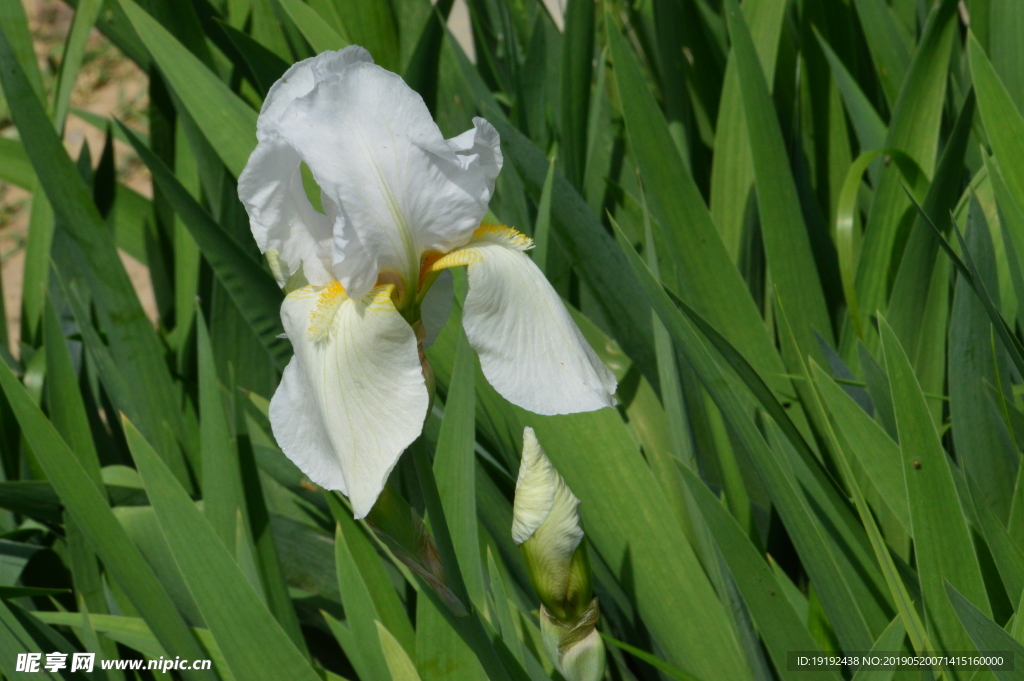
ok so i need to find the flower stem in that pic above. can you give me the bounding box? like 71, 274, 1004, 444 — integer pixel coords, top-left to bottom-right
409, 438, 527, 681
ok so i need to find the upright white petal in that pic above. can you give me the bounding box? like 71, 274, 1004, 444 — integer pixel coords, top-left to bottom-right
257, 47, 372, 141
433, 227, 617, 415
238, 136, 334, 286
446, 117, 502, 195
241, 47, 374, 287
275, 62, 500, 297
270, 284, 429, 518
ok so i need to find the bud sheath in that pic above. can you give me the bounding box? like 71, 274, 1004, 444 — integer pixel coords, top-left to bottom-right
513, 428, 605, 681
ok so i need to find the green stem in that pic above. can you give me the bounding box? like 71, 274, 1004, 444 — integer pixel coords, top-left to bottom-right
410, 439, 522, 681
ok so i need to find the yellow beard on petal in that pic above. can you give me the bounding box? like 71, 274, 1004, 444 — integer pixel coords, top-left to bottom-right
426, 223, 534, 275
470, 223, 534, 251
306, 281, 347, 342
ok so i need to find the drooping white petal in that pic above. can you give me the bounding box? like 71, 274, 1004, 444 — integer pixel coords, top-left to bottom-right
274, 62, 501, 297
257, 46, 372, 142
433, 227, 617, 415
238, 135, 334, 286
270, 283, 429, 517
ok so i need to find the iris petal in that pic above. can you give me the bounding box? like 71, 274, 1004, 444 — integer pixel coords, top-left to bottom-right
436, 226, 618, 415
270, 283, 429, 517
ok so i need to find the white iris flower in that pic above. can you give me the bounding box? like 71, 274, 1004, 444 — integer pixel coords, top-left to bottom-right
238, 47, 617, 517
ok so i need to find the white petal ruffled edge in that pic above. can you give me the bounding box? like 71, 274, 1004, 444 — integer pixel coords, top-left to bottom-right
257, 46, 372, 141
270, 283, 429, 517
431, 226, 617, 416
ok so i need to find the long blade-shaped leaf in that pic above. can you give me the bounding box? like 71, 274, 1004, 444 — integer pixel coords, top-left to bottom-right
680, 463, 840, 681
880, 318, 989, 667
118, 122, 289, 369
725, 0, 834, 362
123, 417, 322, 681
115, 0, 257, 176
946, 582, 1024, 680
606, 14, 795, 405
0, 362, 214, 679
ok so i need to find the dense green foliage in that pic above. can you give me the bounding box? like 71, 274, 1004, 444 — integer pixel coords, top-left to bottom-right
0, 0, 1023, 678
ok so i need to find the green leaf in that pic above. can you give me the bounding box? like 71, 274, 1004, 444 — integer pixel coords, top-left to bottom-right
34, 611, 239, 681
946, 582, 1024, 680
0, 599, 70, 681
196, 310, 246, 549
724, 0, 834, 362
329, 519, 398, 681
0, 21, 194, 476
965, 470, 1024, 609
276, 0, 348, 53
51, 0, 103, 129
57, 274, 192, 488
0, 0, 44, 102
850, 0, 911, 108
0, 137, 35, 188
326, 494, 417, 661
988, 0, 1024, 115
679, 463, 840, 681
833, 150, 926, 340
0, 481, 62, 523
851, 616, 908, 681
118, 122, 290, 370
971, 31, 1024, 231
606, 14, 795, 408
810, 362, 910, 536
558, 0, 594, 188
332, 0, 400, 72
809, 361, 929, 654
600, 632, 706, 681
20, 190, 55, 344
122, 416, 322, 681
947, 199, 1018, 522
0, 586, 69, 599
115, 0, 257, 176
813, 28, 887, 154
707, 0, 789, 260
415, 591, 488, 681
531, 156, 556, 275
433, 321, 485, 606
0, 361, 215, 679
484, 548, 523, 665
880, 318, 989, 666
215, 21, 290, 97
378, 620, 424, 681
907, 188, 1024, 380
610, 216, 886, 651
42, 297, 102, 489
887, 89, 975, 366
854, 0, 958, 327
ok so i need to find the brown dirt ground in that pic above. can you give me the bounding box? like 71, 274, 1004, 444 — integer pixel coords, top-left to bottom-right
1, 0, 154, 357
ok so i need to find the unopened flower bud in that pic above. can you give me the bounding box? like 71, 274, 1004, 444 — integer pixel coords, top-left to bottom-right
540, 599, 605, 681
513, 428, 592, 620
514, 428, 605, 680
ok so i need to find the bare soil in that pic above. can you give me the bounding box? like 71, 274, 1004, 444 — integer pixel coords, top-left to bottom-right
1, 0, 154, 356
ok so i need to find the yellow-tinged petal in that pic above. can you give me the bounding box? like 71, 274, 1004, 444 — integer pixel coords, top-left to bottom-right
432, 225, 616, 415
270, 282, 429, 518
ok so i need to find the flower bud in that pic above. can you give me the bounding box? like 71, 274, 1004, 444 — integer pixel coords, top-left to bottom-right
514, 428, 605, 680
540, 599, 605, 681
512, 428, 592, 620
